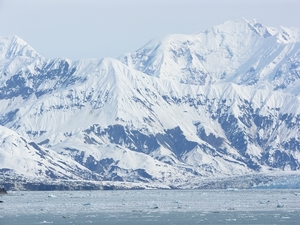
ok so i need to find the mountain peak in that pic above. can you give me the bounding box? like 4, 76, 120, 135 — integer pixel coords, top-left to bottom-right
242, 18, 274, 38
242, 18, 300, 43
277, 26, 300, 43
0, 35, 40, 59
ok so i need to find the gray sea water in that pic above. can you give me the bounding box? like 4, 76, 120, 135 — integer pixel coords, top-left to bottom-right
0, 189, 300, 224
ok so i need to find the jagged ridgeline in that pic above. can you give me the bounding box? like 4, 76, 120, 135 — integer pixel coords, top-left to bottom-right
0, 18, 300, 190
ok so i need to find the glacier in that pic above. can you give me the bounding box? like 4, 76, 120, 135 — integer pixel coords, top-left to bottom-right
0, 18, 300, 190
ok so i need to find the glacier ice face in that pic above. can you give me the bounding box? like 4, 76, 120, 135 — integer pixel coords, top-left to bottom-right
0, 19, 300, 189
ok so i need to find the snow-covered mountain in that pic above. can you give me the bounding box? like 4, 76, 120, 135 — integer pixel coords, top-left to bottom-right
120, 18, 300, 93
1, 18, 300, 190
0, 125, 99, 189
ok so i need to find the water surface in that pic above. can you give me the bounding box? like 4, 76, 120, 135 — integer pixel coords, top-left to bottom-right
1, 189, 299, 224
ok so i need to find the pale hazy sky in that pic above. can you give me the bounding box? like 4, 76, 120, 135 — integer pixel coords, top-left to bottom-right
0, 0, 299, 60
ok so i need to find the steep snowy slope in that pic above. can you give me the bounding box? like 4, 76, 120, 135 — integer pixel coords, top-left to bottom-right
0, 125, 97, 183
0, 19, 300, 189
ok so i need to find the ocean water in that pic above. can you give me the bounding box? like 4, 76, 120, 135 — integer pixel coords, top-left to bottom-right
0, 189, 300, 224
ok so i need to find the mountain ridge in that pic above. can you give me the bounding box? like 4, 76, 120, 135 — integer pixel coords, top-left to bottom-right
120, 18, 300, 92
1, 18, 300, 190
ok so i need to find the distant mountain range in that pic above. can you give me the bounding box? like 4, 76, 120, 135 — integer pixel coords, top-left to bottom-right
1, 18, 300, 190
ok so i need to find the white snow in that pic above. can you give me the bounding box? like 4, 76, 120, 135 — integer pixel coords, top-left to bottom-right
0, 18, 300, 186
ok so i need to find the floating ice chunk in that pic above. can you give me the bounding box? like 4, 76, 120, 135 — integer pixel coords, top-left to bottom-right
47, 194, 56, 198
276, 203, 284, 208
227, 188, 239, 191
132, 209, 143, 213
225, 218, 237, 221
83, 202, 91, 206
276, 200, 284, 208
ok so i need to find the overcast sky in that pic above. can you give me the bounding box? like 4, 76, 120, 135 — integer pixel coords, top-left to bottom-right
0, 0, 299, 60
